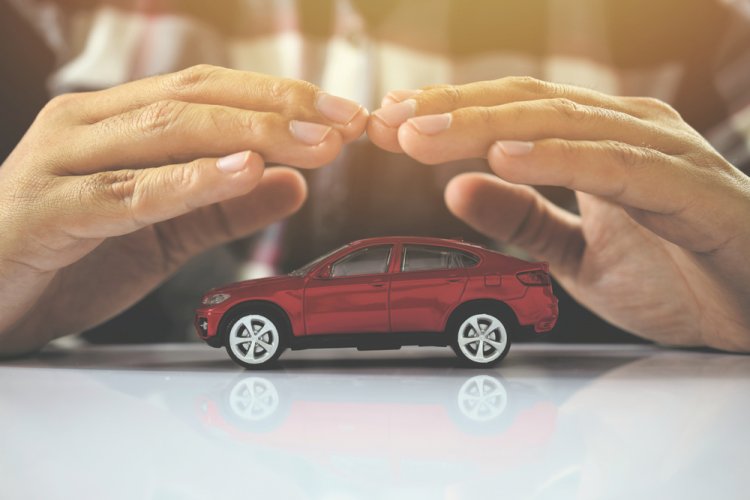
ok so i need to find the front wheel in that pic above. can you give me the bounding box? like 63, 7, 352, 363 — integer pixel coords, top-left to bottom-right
224, 309, 286, 369
451, 312, 511, 367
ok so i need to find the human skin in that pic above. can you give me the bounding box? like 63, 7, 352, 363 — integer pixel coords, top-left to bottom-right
0, 65, 368, 355
368, 77, 750, 351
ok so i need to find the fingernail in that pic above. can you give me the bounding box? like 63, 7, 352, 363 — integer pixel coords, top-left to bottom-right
381, 89, 421, 107
217, 151, 251, 172
495, 141, 535, 156
316, 92, 363, 124
372, 99, 417, 127
407, 113, 452, 135
290, 120, 332, 145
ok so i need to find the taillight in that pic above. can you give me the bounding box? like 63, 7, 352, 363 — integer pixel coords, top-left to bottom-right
516, 270, 551, 286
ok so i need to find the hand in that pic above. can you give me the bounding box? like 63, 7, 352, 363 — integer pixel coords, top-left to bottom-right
368, 77, 750, 351
0, 64, 368, 355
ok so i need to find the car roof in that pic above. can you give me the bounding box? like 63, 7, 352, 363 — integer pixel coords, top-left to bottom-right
347, 236, 486, 251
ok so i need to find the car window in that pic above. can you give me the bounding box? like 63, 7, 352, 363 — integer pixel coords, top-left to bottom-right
330, 245, 392, 278
401, 245, 479, 272
454, 250, 480, 268
289, 244, 350, 277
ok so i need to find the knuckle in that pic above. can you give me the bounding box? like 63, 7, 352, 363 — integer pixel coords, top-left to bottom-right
503, 76, 572, 101
168, 64, 222, 93
168, 162, 198, 193
267, 78, 317, 107
604, 141, 649, 168
504, 76, 553, 95
422, 84, 450, 92
503, 75, 538, 88
78, 170, 138, 221
473, 106, 495, 126
550, 98, 585, 120
38, 93, 83, 121
437, 86, 464, 108
245, 111, 275, 139
135, 99, 189, 136
629, 96, 681, 119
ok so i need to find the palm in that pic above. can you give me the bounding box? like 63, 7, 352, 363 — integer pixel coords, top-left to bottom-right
556, 193, 724, 345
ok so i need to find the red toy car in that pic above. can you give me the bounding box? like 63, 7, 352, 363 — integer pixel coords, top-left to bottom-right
195, 237, 558, 368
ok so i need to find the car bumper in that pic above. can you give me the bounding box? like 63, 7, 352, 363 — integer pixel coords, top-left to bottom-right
194, 307, 224, 347
509, 285, 559, 333
532, 296, 559, 333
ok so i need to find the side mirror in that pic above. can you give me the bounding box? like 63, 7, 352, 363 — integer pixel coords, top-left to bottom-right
316, 264, 332, 279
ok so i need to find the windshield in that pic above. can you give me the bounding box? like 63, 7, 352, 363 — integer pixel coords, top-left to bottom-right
288, 244, 350, 277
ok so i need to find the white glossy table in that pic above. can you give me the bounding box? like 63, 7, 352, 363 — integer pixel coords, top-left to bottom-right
1, 343, 748, 499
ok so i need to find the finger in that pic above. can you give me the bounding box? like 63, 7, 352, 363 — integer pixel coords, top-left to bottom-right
57, 150, 266, 239
486, 138, 694, 214
368, 76, 658, 152
152, 167, 307, 270
395, 99, 684, 165
444, 172, 584, 277
76, 65, 368, 138
65, 100, 344, 173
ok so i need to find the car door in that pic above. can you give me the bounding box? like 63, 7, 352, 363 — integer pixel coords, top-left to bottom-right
304, 245, 394, 335
389, 245, 471, 332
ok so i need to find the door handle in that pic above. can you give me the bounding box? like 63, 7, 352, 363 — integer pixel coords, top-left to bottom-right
371, 282, 385, 287
446, 278, 461, 283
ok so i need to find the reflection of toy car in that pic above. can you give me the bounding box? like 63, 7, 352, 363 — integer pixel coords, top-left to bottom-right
193, 372, 559, 495
195, 237, 558, 368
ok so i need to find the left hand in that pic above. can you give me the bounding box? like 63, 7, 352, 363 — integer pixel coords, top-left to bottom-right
367, 77, 750, 351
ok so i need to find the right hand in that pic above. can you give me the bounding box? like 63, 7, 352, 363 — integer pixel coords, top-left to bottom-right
0, 64, 368, 355
367, 78, 750, 351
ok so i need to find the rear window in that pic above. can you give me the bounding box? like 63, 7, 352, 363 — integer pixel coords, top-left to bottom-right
401, 245, 479, 272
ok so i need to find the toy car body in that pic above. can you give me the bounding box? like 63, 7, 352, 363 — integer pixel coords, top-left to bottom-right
195, 236, 558, 368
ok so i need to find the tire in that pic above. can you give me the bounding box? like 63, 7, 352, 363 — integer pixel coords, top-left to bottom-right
450, 310, 512, 367
223, 305, 287, 369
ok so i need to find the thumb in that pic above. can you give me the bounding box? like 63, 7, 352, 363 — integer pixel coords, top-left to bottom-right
445, 172, 584, 278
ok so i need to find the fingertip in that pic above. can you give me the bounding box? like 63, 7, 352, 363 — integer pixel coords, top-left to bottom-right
246, 151, 266, 180
488, 140, 536, 169
339, 106, 370, 143
260, 166, 308, 215
292, 127, 345, 168
366, 115, 405, 153
487, 141, 524, 182
380, 89, 422, 108
397, 123, 444, 165
380, 96, 397, 107
444, 172, 483, 219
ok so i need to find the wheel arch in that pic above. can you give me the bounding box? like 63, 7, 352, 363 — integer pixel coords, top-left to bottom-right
218, 300, 294, 345
444, 299, 521, 333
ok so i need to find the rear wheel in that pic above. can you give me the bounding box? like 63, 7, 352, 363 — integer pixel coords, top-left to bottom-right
451, 311, 511, 367
224, 307, 287, 369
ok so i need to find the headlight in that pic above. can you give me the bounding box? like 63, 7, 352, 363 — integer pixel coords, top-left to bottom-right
202, 293, 230, 305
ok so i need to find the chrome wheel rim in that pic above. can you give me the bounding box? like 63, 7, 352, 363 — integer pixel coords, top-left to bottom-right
228, 314, 280, 365
228, 376, 279, 421
457, 313, 507, 363
458, 375, 508, 421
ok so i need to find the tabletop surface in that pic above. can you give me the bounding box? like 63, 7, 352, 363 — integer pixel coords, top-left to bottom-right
1, 342, 748, 500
